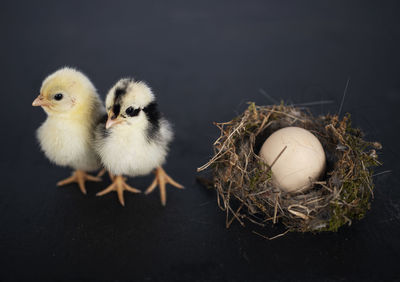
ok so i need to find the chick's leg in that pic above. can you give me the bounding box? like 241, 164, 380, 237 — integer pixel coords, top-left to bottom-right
96, 175, 141, 206
57, 170, 102, 194
145, 167, 184, 206
96, 168, 107, 177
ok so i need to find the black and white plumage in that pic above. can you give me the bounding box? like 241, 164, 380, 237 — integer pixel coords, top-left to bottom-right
94, 78, 183, 206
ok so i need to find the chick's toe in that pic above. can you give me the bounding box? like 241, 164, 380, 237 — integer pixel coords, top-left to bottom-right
57, 170, 102, 194
145, 167, 184, 206
96, 175, 141, 206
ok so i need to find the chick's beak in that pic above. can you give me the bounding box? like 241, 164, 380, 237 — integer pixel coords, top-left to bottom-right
106, 112, 123, 129
32, 94, 50, 107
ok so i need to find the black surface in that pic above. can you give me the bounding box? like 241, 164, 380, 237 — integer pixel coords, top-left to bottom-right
1, 1, 400, 281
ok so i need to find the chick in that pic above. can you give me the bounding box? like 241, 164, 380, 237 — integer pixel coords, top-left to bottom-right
32, 67, 104, 194
94, 78, 183, 206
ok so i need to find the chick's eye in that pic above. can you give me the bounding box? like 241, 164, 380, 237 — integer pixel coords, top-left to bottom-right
125, 106, 140, 117
54, 93, 63, 101
125, 107, 134, 115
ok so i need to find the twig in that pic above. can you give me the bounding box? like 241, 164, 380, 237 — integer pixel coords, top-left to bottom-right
273, 194, 279, 224
373, 170, 392, 177
292, 100, 334, 107
252, 229, 290, 240
197, 120, 245, 172
338, 77, 350, 116
269, 146, 288, 168
259, 88, 278, 104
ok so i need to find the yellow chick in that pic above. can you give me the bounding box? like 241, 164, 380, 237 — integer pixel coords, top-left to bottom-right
32, 67, 104, 194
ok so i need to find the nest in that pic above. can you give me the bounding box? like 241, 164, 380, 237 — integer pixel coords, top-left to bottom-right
197, 103, 382, 233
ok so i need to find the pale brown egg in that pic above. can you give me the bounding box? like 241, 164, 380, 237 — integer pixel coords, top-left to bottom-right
259, 126, 326, 193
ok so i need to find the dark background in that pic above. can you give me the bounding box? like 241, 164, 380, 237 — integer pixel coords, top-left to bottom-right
1, 0, 399, 281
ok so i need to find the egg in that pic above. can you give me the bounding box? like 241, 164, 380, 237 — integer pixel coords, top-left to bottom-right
259, 126, 326, 193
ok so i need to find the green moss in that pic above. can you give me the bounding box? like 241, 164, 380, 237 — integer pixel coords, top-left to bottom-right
321, 117, 378, 232
324, 178, 372, 232
244, 123, 258, 133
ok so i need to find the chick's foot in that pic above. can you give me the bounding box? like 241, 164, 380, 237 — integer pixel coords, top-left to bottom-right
145, 167, 184, 206
57, 170, 102, 194
96, 175, 141, 206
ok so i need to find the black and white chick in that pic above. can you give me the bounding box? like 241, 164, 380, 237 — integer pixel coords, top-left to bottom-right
32, 67, 104, 194
94, 78, 183, 206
